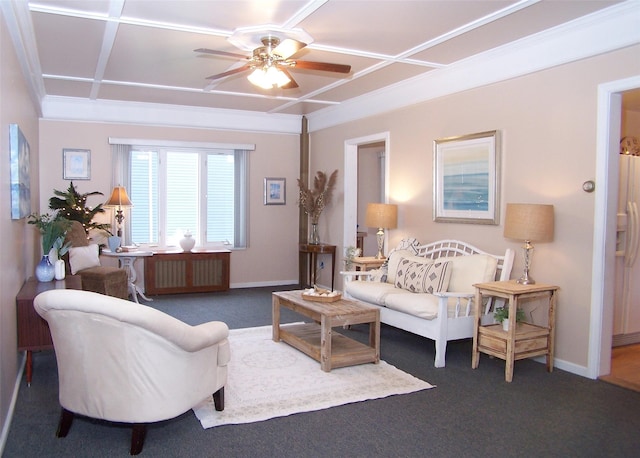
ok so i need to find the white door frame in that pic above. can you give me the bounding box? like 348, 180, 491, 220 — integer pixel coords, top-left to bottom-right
590, 75, 640, 378
344, 132, 391, 252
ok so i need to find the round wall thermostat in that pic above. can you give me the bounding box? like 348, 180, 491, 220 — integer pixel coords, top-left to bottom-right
582, 180, 595, 193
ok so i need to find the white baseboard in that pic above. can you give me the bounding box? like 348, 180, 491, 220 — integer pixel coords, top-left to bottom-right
0, 353, 26, 455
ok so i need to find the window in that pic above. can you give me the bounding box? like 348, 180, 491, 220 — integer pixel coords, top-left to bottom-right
129, 146, 247, 248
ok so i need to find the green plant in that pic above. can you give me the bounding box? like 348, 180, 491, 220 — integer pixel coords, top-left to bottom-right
493, 306, 525, 324
48, 181, 112, 235
344, 245, 362, 270
27, 212, 72, 255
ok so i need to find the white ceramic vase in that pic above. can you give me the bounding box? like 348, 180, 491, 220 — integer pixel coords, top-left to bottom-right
54, 259, 66, 280
180, 233, 195, 251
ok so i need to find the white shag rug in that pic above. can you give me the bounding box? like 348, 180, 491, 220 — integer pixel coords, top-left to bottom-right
193, 324, 434, 429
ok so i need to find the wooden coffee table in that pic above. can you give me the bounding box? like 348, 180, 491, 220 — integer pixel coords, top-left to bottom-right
272, 290, 380, 372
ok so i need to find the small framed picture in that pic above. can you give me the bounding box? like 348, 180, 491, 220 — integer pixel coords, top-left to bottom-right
264, 177, 286, 205
63, 148, 91, 180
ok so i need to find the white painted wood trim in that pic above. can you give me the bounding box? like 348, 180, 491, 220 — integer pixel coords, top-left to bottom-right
41, 96, 303, 134
108, 137, 255, 151
591, 75, 640, 379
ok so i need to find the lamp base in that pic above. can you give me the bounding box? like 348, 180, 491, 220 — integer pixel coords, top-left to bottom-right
516, 275, 536, 285
516, 242, 535, 284
374, 228, 385, 259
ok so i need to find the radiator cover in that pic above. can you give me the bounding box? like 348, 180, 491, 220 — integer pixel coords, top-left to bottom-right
144, 250, 230, 295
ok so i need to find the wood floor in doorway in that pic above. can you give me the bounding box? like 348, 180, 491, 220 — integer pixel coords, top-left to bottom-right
599, 343, 640, 392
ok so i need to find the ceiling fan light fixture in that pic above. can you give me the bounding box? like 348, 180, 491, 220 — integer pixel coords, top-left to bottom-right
247, 66, 290, 89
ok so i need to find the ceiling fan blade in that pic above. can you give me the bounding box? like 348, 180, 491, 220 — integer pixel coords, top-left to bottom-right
279, 68, 299, 89
206, 64, 252, 80
292, 60, 351, 74
273, 38, 306, 59
195, 48, 248, 60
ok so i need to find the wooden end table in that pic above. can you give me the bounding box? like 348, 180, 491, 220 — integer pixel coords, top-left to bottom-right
16, 276, 82, 385
272, 290, 380, 372
351, 256, 386, 271
472, 280, 559, 382
299, 243, 336, 290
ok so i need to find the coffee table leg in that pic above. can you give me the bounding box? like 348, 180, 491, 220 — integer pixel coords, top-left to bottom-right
320, 315, 332, 372
370, 319, 380, 364
272, 296, 281, 341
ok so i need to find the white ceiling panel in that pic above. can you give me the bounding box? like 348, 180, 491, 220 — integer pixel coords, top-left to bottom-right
9, 0, 631, 118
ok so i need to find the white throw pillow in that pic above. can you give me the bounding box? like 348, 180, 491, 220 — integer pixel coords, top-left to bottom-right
394, 257, 452, 294
385, 250, 417, 284
69, 244, 101, 275
439, 254, 498, 293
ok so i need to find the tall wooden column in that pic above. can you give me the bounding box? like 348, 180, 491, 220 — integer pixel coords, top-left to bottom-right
299, 116, 310, 286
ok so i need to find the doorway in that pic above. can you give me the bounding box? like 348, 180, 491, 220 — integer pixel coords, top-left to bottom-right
343, 132, 391, 256
591, 76, 640, 380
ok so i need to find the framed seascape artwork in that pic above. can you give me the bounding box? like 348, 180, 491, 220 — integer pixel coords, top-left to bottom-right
433, 130, 500, 225
264, 177, 286, 205
9, 124, 31, 219
63, 148, 91, 180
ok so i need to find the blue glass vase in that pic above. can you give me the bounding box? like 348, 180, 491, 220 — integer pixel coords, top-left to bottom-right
35, 255, 55, 282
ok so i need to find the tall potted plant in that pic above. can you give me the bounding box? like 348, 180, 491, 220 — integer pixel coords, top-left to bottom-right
28, 212, 72, 282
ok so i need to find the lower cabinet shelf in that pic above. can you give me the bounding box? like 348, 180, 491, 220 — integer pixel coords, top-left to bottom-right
144, 249, 230, 295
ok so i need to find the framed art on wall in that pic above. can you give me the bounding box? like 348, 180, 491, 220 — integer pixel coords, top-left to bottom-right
9, 124, 31, 219
433, 130, 499, 225
264, 177, 286, 205
63, 148, 91, 180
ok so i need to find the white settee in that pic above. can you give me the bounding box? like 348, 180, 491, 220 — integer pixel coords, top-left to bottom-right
342, 239, 514, 368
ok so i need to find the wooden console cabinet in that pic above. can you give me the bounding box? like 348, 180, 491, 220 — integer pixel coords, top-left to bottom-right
144, 249, 230, 295
17, 275, 82, 385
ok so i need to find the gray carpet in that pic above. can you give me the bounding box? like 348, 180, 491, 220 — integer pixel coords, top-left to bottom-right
5, 286, 640, 457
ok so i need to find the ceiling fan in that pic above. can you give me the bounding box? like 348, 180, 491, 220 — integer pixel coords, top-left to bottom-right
195, 36, 351, 89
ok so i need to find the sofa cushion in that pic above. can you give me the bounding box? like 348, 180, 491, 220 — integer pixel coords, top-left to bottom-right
439, 254, 498, 293
384, 292, 440, 320
69, 244, 101, 275
385, 293, 470, 320
345, 280, 398, 305
394, 258, 451, 294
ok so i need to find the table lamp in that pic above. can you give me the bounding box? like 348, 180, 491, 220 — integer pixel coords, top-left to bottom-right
503, 203, 554, 285
365, 203, 398, 259
104, 186, 133, 243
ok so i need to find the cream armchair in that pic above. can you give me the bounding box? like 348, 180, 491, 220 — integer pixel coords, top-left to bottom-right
34, 289, 230, 455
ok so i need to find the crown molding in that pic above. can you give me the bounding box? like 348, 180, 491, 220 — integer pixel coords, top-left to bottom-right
306, 1, 640, 132
41, 96, 303, 134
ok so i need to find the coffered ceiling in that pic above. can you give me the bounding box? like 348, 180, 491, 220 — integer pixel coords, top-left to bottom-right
5, 0, 631, 120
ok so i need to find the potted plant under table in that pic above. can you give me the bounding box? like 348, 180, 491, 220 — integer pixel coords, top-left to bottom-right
493, 305, 526, 331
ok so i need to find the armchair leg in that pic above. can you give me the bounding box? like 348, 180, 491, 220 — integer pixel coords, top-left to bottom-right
130, 423, 147, 455
213, 387, 225, 411
56, 408, 74, 437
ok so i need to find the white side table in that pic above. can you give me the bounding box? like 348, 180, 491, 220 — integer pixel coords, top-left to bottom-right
102, 250, 153, 303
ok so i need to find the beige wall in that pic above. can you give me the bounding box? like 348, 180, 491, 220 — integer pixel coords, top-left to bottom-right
310, 45, 640, 369
38, 120, 301, 287
0, 9, 40, 445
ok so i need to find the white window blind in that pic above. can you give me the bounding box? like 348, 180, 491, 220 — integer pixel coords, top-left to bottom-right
128, 145, 247, 249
